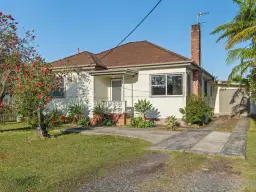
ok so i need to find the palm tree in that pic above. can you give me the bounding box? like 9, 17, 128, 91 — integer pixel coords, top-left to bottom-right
211, 0, 256, 80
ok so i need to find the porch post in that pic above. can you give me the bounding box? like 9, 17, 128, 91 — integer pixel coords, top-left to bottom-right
122, 74, 125, 101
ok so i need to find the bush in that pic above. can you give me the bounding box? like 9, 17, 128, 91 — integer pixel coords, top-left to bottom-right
77, 117, 90, 126
165, 115, 178, 130
103, 118, 113, 126
134, 99, 152, 119
92, 102, 110, 115
68, 104, 84, 124
44, 108, 67, 128
131, 117, 155, 128
179, 94, 212, 125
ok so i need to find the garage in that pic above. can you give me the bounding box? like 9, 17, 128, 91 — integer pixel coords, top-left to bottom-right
214, 82, 249, 116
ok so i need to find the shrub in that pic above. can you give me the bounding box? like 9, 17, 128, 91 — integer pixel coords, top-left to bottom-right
68, 104, 84, 124
77, 117, 90, 126
103, 118, 113, 126
92, 102, 110, 115
165, 115, 178, 130
131, 117, 155, 128
179, 94, 212, 125
44, 108, 67, 128
134, 99, 152, 119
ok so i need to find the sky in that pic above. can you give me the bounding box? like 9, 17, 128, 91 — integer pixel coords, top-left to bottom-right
1, 0, 239, 80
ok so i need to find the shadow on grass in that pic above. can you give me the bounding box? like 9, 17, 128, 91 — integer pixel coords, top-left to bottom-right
0, 126, 33, 133
51, 126, 94, 138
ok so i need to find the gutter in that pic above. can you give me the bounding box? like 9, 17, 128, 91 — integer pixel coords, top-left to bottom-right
190, 62, 215, 80
106, 60, 192, 69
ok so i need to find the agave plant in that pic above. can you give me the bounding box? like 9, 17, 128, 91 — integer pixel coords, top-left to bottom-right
134, 99, 153, 119
68, 103, 84, 124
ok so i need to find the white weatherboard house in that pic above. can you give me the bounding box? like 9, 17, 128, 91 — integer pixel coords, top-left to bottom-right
49, 24, 215, 124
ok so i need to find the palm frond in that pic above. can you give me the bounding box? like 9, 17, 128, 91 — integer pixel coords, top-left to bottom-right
226, 26, 256, 48
228, 60, 253, 80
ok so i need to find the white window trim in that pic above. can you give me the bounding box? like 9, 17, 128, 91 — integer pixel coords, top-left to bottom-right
150, 73, 184, 97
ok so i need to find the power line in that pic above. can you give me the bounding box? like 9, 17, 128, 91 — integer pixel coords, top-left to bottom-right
96, 0, 163, 62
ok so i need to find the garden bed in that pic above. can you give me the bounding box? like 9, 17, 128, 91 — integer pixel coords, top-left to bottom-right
215, 117, 239, 132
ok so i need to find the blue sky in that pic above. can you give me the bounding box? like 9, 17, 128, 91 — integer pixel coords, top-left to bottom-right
1, 0, 239, 80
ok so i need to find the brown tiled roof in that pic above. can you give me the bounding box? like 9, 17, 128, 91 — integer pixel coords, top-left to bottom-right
51, 51, 106, 68
95, 41, 190, 67
51, 41, 190, 68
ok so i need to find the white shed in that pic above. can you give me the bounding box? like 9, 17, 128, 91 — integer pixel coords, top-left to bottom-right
213, 81, 249, 116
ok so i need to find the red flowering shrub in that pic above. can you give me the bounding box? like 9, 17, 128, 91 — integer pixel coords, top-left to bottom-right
0, 11, 76, 137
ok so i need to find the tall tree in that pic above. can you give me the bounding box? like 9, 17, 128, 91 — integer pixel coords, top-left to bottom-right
0, 11, 78, 137
211, 0, 256, 80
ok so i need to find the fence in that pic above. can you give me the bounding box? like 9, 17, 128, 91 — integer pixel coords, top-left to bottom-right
0, 101, 17, 123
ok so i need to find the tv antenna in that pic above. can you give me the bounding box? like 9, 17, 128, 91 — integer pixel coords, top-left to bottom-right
197, 12, 209, 24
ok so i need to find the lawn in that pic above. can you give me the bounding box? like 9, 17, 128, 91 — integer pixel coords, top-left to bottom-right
0, 123, 151, 192
244, 118, 256, 191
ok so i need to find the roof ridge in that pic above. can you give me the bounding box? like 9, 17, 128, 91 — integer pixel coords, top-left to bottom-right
143, 40, 190, 61
95, 41, 146, 55
50, 51, 96, 64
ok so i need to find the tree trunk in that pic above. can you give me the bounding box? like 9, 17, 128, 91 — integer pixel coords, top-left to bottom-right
36, 106, 48, 138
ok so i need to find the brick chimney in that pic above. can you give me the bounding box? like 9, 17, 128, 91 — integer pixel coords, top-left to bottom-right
191, 24, 202, 95
191, 24, 201, 65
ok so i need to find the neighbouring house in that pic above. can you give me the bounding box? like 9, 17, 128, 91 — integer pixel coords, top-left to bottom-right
49, 24, 215, 124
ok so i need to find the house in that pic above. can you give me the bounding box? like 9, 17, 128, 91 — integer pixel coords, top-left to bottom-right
49, 24, 215, 124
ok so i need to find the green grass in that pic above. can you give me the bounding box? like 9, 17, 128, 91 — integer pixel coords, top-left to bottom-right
0, 123, 151, 192
243, 119, 256, 191
0, 122, 31, 131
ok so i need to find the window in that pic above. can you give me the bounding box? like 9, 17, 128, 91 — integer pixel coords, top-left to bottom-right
151, 74, 183, 96
187, 73, 191, 94
204, 79, 208, 96
51, 77, 65, 98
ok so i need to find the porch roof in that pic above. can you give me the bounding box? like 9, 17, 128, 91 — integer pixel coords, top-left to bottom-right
89, 68, 138, 76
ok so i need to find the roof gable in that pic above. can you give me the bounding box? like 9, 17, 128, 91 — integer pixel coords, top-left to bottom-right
95, 41, 190, 67
50, 41, 190, 68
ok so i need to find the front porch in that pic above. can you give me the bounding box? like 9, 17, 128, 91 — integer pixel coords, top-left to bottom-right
90, 69, 138, 116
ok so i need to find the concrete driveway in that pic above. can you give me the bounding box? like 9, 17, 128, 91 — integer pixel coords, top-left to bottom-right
79, 118, 248, 158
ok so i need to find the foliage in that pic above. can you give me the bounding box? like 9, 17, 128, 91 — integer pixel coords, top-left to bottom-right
77, 117, 90, 126
26, 108, 67, 128
179, 94, 212, 125
92, 102, 110, 115
45, 109, 67, 127
165, 115, 178, 130
134, 99, 153, 119
249, 68, 256, 100
91, 114, 120, 126
68, 103, 84, 124
0, 11, 79, 137
0, 12, 38, 103
103, 118, 113, 126
131, 117, 155, 128
211, 0, 256, 80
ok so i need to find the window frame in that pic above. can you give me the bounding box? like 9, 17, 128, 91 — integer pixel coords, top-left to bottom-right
52, 77, 66, 99
150, 73, 184, 97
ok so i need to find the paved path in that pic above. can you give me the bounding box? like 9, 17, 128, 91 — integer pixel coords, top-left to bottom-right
79, 118, 248, 158
81, 127, 179, 144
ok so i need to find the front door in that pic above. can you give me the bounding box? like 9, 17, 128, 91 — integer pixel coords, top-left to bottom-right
111, 79, 122, 101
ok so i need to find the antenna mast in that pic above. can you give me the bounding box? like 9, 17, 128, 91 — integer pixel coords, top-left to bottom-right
197, 12, 209, 24
196, 12, 209, 68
